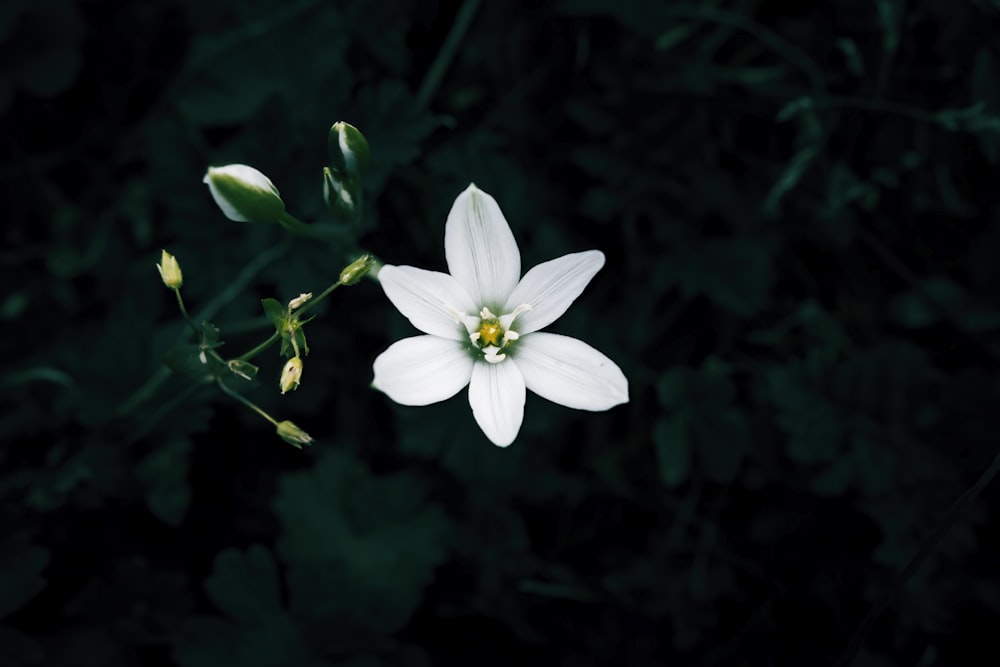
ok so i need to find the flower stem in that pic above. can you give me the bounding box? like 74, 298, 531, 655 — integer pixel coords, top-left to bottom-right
115, 238, 291, 420
215, 378, 278, 426
416, 0, 482, 108
174, 287, 201, 337
237, 331, 281, 362
296, 278, 344, 317
834, 447, 1000, 666
277, 211, 312, 235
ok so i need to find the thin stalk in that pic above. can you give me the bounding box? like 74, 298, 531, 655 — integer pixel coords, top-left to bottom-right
834, 448, 1000, 666
216, 378, 277, 426
237, 331, 282, 362
416, 0, 482, 108
174, 288, 201, 338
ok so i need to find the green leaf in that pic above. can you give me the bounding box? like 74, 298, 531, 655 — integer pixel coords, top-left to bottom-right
273, 450, 452, 645
175, 2, 350, 127
136, 438, 192, 526
768, 356, 844, 464
204, 546, 281, 624
653, 416, 690, 488
260, 298, 285, 329
172, 545, 311, 667
162, 345, 216, 383
693, 407, 750, 484
657, 236, 776, 317
655, 368, 687, 409
0, 535, 49, 618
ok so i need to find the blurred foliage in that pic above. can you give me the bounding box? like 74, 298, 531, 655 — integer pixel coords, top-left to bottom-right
3, 0, 1000, 664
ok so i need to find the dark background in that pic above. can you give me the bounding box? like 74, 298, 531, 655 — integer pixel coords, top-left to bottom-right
3, 0, 1000, 665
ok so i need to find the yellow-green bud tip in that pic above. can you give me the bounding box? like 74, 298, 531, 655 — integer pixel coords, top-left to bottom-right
156, 249, 183, 289
276, 420, 313, 448
280, 356, 303, 394
339, 254, 376, 285
203, 164, 286, 223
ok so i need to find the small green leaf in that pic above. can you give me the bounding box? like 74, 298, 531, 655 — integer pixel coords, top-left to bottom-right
260, 298, 285, 329
656, 368, 688, 409
653, 416, 690, 488
0, 535, 49, 618
136, 438, 192, 526
163, 345, 215, 383
693, 408, 750, 484
204, 546, 281, 624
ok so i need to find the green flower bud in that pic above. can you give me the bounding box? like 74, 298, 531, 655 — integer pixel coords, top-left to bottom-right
280, 356, 303, 394
339, 254, 376, 285
323, 166, 362, 225
203, 164, 285, 223
156, 249, 183, 289
327, 121, 369, 180
276, 420, 314, 448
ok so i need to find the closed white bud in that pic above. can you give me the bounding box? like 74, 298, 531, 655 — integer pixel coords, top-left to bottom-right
203, 164, 285, 223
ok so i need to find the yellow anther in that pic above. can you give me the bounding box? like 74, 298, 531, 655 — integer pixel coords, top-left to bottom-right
477, 320, 503, 347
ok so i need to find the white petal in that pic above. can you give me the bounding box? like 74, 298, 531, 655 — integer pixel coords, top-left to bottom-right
378, 265, 477, 340
503, 250, 605, 334
513, 333, 628, 411
445, 184, 521, 310
372, 336, 473, 406
468, 360, 526, 447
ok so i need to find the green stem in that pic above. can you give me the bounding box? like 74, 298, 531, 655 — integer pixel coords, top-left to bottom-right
277, 211, 313, 235
416, 0, 482, 108
128, 382, 206, 444
237, 331, 282, 362
215, 378, 278, 426
174, 287, 201, 337
115, 238, 292, 420
296, 278, 344, 317
233, 271, 346, 362
834, 448, 1000, 666
277, 211, 352, 242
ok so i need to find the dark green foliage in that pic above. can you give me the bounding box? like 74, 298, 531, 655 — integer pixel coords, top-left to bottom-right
4, 0, 1000, 664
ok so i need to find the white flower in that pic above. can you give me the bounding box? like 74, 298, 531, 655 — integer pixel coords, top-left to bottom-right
372, 184, 629, 447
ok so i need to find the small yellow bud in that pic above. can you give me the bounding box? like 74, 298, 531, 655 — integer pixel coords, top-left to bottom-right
156, 249, 183, 289
276, 420, 314, 448
339, 254, 376, 285
203, 164, 286, 223
280, 356, 303, 394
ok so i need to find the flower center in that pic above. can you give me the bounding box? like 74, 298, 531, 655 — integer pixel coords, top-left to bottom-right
477, 319, 503, 347
460, 305, 531, 364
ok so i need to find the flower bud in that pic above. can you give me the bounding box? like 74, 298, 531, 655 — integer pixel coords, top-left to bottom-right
339, 254, 376, 285
287, 292, 312, 312
276, 420, 314, 448
323, 166, 362, 225
203, 164, 285, 223
327, 121, 369, 180
280, 356, 303, 394
156, 249, 183, 289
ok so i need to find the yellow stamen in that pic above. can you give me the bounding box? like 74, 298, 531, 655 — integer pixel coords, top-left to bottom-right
477, 319, 503, 347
